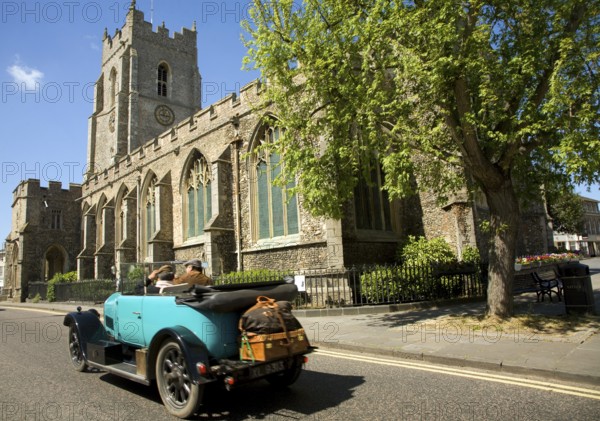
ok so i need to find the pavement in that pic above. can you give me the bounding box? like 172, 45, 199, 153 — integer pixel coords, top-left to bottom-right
2, 258, 600, 386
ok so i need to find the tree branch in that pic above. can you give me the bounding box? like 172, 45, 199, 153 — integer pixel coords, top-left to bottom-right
530, 3, 587, 111
497, 3, 588, 171
494, 4, 587, 131
452, 76, 503, 187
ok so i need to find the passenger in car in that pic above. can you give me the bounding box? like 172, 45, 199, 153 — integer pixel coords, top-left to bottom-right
144, 265, 175, 294
154, 271, 175, 288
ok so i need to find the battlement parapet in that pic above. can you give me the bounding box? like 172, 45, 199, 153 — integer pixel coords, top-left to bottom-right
103, 8, 196, 59
13, 179, 83, 201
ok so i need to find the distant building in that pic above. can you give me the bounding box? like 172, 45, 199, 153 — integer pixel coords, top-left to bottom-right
3, 180, 82, 301
553, 195, 600, 256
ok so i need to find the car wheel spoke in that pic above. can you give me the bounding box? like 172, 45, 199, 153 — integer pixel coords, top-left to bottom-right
156, 340, 202, 417
67, 327, 87, 372
162, 351, 190, 405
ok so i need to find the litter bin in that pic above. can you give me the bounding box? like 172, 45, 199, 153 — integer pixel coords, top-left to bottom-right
557, 262, 596, 315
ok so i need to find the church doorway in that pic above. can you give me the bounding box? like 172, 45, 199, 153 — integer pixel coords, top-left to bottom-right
44, 245, 67, 281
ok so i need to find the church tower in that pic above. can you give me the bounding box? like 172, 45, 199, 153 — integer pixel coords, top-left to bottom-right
86, 0, 201, 175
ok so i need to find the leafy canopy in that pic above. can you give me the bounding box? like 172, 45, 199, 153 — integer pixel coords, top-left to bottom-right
243, 0, 599, 218
546, 186, 585, 234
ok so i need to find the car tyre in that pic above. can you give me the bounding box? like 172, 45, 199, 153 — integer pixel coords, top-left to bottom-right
156, 340, 203, 419
266, 357, 303, 387
68, 326, 88, 372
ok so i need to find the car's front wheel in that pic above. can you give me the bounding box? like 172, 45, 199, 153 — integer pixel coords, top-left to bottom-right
155, 340, 203, 419
67, 326, 88, 372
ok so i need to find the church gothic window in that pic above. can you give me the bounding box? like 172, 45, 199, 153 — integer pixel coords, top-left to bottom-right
157, 64, 168, 97
96, 197, 106, 250
117, 190, 128, 244
354, 163, 392, 231
251, 124, 299, 240
184, 155, 212, 239
145, 177, 158, 245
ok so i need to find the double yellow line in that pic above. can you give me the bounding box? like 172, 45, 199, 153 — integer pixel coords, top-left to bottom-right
314, 349, 600, 400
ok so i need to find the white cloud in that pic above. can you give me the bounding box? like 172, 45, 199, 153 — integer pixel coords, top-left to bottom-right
85, 35, 100, 51
7, 61, 44, 91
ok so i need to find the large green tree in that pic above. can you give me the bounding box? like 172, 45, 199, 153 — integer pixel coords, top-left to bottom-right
546, 186, 585, 235
243, 0, 599, 318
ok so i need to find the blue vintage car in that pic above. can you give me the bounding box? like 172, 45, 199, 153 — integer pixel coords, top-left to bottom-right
63, 276, 312, 419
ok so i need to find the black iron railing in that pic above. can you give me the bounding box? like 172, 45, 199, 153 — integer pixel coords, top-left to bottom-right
215, 263, 485, 308
28, 279, 139, 303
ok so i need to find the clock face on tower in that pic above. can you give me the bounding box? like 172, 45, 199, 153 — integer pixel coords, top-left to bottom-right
155, 104, 175, 126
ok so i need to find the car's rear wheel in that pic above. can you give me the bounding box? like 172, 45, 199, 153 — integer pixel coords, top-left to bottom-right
155, 340, 203, 419
266, 357, 303, 387
68, 326, 88, 372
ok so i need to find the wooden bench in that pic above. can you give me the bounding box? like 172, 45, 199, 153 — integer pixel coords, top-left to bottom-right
513, 268, 563, 302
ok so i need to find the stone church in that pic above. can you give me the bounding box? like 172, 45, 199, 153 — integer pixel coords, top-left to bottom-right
2, 2, 551, 302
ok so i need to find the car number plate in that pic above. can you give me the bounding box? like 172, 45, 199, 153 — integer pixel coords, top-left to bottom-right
250, 360, 285, 379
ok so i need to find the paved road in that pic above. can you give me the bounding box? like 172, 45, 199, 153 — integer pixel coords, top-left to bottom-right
1, 307, 600, 420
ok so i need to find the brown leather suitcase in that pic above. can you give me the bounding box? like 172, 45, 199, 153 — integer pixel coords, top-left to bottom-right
240, 328, 310, 361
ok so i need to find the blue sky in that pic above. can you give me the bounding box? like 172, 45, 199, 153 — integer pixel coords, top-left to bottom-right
0, 0, 599, 241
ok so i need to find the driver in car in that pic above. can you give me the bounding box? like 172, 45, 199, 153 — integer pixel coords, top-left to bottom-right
173, 259, 212, 286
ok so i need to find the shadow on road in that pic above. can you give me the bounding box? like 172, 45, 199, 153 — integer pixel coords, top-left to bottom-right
196, 370, 363, 420
98, 368, 364, 420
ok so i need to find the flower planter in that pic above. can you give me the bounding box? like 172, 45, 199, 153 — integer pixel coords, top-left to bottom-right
515, 253, 579, 270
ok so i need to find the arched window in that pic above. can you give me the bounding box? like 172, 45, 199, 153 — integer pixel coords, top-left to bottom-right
251, 124, 299, 240
354, 163, 392, 231
184, 155, 212, 239
157, 64, 168, 97
145, 177, 157, 244
96, 197, 106, 249
116, 188, 129, 244
109, 68, 117, 106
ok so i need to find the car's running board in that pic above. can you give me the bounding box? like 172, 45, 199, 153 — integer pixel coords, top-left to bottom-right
86, 361, 150, 386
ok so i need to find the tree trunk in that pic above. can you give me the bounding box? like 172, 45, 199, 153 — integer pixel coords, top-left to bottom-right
484, 180, 520, 319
